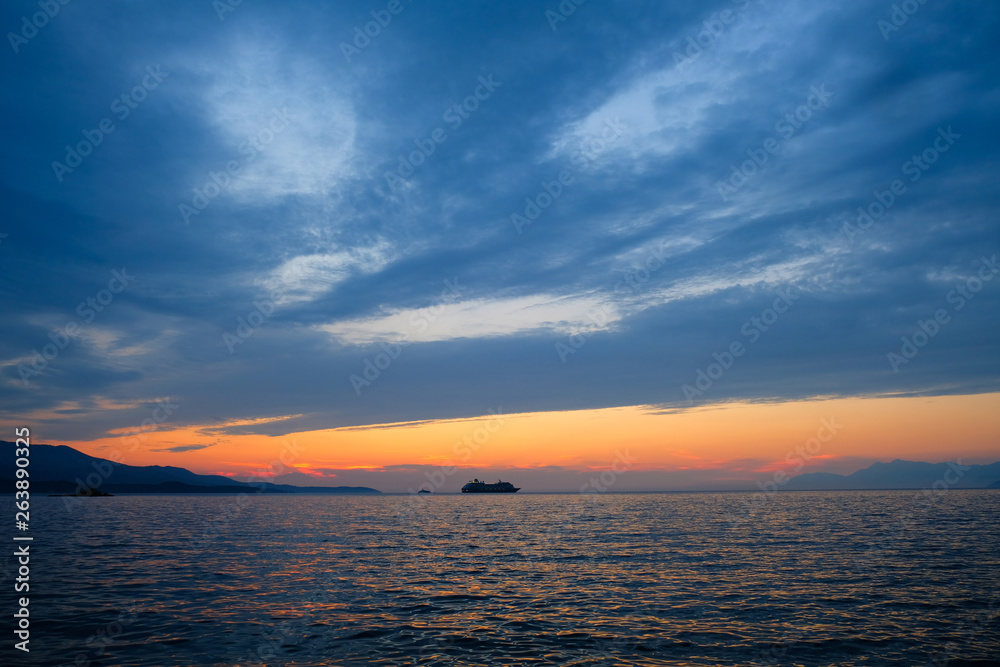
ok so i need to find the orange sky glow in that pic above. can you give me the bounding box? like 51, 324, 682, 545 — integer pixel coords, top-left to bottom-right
47, 392, 1000, 488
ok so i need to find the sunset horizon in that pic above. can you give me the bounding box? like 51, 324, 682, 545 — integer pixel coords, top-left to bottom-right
3, 0, 998, 663
31, 391, 1000, 492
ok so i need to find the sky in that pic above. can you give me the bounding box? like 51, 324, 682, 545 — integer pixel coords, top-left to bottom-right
1, 0, 998, 492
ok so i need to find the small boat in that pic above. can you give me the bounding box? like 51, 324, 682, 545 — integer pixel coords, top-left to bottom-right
461, 478, 520, 493
49, 487, 114, 497
418, 489, 432, 494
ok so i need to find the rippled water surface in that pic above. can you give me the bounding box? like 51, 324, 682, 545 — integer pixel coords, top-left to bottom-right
15, 491, 1000, 665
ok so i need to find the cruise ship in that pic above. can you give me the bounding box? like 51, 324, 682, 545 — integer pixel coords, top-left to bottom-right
461, 478, 520, 493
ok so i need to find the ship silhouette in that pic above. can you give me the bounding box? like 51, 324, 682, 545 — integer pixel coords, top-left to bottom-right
461, 478, 520, 493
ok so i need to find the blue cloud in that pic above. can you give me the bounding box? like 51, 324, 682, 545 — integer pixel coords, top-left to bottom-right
1, 0, 999, 440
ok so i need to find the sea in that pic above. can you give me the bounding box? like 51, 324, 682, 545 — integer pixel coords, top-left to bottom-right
11, 490, 1000, 666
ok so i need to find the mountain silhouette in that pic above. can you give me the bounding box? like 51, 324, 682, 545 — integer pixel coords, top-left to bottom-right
784, 459, 1000, 490
0, 441, 380, 494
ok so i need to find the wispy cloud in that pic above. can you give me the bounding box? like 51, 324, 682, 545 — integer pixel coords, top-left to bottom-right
0, 0, 997, 446
152, 443, 216, 453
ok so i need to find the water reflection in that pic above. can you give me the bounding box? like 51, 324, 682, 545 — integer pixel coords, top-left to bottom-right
23, 491, 1000, 665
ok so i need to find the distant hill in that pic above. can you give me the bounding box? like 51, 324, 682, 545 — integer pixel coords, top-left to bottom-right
0, 441, 380, 494
785, 459, 1000, 491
